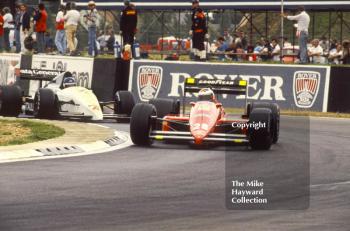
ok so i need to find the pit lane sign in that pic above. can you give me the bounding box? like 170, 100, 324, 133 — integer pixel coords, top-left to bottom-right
129, 60, 330, 112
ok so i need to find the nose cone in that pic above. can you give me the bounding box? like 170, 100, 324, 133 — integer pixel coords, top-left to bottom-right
192, 129, 207, 145
89, 105, 103, 120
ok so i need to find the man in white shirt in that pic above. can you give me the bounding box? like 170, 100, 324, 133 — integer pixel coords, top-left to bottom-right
55, 4, 66, 54
271, 39, 281, 62
283, 6, 310, 64
2, 7, 13, 52
328, 44, 343, 64
64, 2, 80, 55
308, 39, 324, 64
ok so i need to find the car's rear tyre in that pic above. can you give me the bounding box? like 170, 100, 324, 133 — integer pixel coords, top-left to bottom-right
34, 88, 59, 119
0, 85, 23, 117
249, 108, 273, 150
114, 91, 135, 116
130, 103, 156, 146
149, 98, 180, 118
250, 102, 280, 144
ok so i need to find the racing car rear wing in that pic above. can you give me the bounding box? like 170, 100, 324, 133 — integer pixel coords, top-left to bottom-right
182, 77, 248, 114
20, 69, 64, 81
184, 77, 247, 95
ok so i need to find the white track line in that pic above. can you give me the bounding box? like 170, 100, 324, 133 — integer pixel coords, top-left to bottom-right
0, 131, 132, 164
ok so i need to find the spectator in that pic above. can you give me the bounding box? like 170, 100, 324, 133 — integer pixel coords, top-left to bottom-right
246, 45, 257, 61
329, 39, 337, 51
14, 4, 21, 53
190, 0, 208, 61
234, 31, 248, 50
283, 37, 292, 48
260, 39, 272, 61
97, 30, 107, 51
235, 43, 246, 62
283, 6, 310, 64
55, 4, 66, 55
106, 30, 115, 52
0, 10, 4, 52
340, 40, 350, 64
44, 31, 55, 53
33, 3, 48, 53
215, 37, 229, 61
120, 0, 138, 47
328, 44, 342, 64
225, 43, 237, 61
271, 38, 281, 62
2, 7, 13, 52
308, 39, 324, 64
319, 36, 329, 54
223, 30, 233, 45
19, 3, 31, 53
254, 41, 263, 53
84, 1, 98, 56
64, 2, 80, 56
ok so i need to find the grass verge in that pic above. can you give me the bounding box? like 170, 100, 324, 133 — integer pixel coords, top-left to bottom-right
0, 119, 65, 146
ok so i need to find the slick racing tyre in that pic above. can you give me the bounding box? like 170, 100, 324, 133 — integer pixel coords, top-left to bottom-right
250, 102, 280, 144
249, 108, 273, 150
114, 91, 135, 116
0, 85, 23, 117
130, 103, 156, 146
34, 88, 59, 119
148, 98, 180, 118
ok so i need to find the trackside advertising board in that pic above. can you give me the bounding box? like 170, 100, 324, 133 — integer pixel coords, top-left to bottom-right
129, 60, 331, 112
30, 55, 94, 88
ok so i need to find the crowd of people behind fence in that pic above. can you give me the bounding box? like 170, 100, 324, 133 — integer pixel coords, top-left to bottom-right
0, 1, 350, 64
209, 31, 350, 65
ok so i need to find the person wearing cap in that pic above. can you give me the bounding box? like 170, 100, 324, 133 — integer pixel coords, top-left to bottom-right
190, 0, 208, 61
64, 2, 80, 56
33, 3, 48, 53
282, 6, 310, 64
84, 1, 98, 56
55, 4, 66, 55
120, 0, 138, 47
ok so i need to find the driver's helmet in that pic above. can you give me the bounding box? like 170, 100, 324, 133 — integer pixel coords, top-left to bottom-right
198, 88, 215, 101
63, 77, 76, 88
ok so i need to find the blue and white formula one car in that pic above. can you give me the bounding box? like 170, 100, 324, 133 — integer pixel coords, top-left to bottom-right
0, 71, 135, 121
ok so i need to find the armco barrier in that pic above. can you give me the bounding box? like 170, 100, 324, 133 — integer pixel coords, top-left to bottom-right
129, 60, 331, 112
328, 66, 350, 113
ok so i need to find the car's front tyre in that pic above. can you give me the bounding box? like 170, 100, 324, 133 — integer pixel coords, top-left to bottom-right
34, 88, 59, 119
130, 103, 156, 146
249, 108, 273, 150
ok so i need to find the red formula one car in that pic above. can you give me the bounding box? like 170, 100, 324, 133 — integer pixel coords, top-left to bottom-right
130, 77, 280, 150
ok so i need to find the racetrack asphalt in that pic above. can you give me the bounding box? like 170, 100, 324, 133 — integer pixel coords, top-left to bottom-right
0, 116, 349, 231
